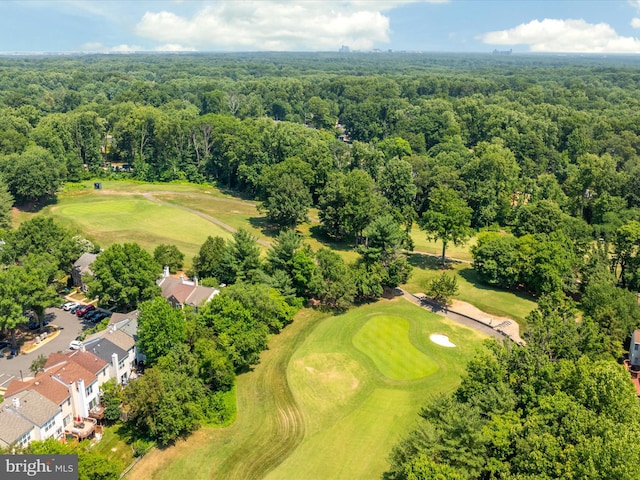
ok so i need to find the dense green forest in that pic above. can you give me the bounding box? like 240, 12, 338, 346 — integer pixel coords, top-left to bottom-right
1, 53, 640, 478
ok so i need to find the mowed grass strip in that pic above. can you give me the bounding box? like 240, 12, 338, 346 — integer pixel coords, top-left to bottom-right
154, 193, 268, 243
353, 315, 437, 381
126, 308, 327, 480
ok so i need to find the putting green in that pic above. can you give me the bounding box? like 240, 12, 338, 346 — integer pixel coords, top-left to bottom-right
353, 315, 438, 381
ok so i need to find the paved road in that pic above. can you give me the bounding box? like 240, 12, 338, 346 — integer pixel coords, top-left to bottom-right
0, 308, 89, 388
400, 289, 506, 341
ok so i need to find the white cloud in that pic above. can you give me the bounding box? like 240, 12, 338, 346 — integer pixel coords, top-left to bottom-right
632, 17, 640, 28
134, 1, 442, 51
479, 18, 640, 53
79, 42, 144, 53
155, 43, 196, 52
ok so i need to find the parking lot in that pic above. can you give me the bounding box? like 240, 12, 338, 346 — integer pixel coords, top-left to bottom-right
0, 307, 91, 389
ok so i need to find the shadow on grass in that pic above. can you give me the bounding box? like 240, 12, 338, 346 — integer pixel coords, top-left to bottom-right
216, 185, 258, 202
248, 216, 280, 238
458, 266, 536, 303
407, 253, 454, 271
14, 195, 58, 213
114, 421, 140, 445
308, 225, 355, 252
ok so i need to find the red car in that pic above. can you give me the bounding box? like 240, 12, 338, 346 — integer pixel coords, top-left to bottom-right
76, 304, 96, 317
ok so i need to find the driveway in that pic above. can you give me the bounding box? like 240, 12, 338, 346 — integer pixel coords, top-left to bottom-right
0, 307, 89, 388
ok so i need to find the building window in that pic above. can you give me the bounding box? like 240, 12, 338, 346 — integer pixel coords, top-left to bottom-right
635, 344, 638, 351
63, 415, 71, 427
89, 398, 97, 410
85, 384, 93, 397
18, 432, 31, 447
44, 419, 54, 432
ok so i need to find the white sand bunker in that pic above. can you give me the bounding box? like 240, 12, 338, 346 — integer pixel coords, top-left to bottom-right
430, 334, 456, 347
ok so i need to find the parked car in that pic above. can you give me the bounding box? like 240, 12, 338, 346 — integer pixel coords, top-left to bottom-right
91, 312, 110, 323
61, 301, 80, 311
70, 304, 82, 314
69, 340, 83, 350
80, 306, 97, 318
84, 310, 102, 322
76, 305, 95, 317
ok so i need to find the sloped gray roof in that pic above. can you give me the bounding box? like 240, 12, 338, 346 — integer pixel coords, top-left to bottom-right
117, 318, 139, 342
0, 406, 33, 446
5, 390, 59, 427
73, 252, 98, 276
84, 338, 127, 365
84, 328, 135, 352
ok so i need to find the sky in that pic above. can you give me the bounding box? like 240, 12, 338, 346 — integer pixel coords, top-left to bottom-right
3, 1, 640, 54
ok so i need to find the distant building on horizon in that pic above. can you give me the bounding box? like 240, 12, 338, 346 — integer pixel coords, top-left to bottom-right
339, 45, 350, 53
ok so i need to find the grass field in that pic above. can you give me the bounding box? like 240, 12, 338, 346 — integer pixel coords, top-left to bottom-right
403, 253, 537, 326
17, 180, 362, 266
91, 424, 136, 472
48, 194, 232, 263
409, 224, 476, 262
127, 299, 487, 480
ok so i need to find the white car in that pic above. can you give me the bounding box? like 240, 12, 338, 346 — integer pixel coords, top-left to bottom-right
69, 340, 83, 350
61, 302, 80, 311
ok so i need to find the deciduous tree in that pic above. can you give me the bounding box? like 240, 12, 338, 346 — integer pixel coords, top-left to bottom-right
138, 297, 187, 365
89, 243, 160, 310
0, 145, 66, 203
419, 187, 472, 267
260, 174, 312, 229
153, 244, 184, 274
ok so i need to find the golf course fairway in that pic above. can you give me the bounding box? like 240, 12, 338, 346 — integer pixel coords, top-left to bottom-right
129, 298, 487, 480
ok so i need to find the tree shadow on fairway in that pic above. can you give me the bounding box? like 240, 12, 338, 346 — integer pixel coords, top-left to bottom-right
15, 194, 58, 213
248, 215, 279, 238
458, 266, 536, 303
407, 253, 455, 271
308, 225, 355, 252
